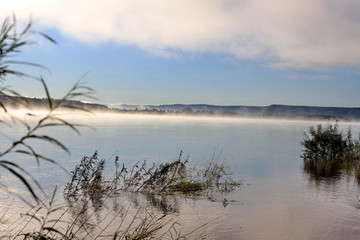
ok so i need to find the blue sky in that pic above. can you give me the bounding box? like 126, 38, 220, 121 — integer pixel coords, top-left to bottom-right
2, 0, 360, 107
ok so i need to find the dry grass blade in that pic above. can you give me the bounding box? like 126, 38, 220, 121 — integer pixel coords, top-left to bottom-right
0, 159, 46, 196
35, 32, 58, 45
40, 77, 52, 109
27, 134, 70, 153
14, 144, 51, 167
0, 101, 7, 112
0, 162, 39, 203
3, 60, 50, 72
41, 116, 86, 134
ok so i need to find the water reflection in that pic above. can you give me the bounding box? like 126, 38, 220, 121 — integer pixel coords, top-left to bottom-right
302, 157, 357, 188
65, 188, 227, 219
112, 192, 182, 214
303, 159, 342, 181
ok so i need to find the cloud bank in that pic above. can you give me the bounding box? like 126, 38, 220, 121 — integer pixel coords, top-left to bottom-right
2, 0, 360, 69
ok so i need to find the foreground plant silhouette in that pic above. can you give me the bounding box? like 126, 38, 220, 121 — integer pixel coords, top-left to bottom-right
0, 15, 95, 204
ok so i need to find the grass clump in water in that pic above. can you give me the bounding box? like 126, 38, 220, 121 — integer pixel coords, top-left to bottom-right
64, 151, 106, 200
65, 150, 241, 199
201, 152, 242, 193
301, 122, 360, 181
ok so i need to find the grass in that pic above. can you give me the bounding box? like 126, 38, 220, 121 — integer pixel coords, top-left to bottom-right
64, 150, 241, 199
62, 150, 241, 217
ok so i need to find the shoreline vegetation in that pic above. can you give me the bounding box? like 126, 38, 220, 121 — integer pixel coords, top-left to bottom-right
0, 94, 359, 121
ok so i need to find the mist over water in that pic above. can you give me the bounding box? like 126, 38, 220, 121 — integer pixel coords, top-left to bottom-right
1, 111, 360, 239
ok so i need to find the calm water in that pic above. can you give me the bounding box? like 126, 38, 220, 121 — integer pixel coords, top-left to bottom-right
1, 113, 360, 239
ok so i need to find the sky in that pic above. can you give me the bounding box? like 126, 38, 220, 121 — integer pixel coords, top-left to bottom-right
1, 0, 360, 107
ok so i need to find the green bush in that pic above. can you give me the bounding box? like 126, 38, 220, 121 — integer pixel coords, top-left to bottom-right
301, 122, 360, 180
301, 123, 359, 164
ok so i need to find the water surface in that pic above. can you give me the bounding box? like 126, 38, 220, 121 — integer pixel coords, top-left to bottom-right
1, 113, 360, 239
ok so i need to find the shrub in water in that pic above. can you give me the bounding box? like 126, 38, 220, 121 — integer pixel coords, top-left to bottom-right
301, 122, 360, 180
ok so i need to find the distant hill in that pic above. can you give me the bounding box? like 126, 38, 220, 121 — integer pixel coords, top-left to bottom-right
0, 95, 109, 112
110, 103, 360, 120
1, 95, 360, 120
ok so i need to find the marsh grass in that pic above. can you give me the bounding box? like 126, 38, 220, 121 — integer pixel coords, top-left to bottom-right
64, 150, 241, 200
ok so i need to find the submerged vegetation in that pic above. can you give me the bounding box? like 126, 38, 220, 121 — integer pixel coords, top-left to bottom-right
301, 122, 360, 181
64, 150, 241, 201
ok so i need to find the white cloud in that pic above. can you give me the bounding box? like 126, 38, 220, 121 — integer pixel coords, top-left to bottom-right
2, 0, 360, 69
